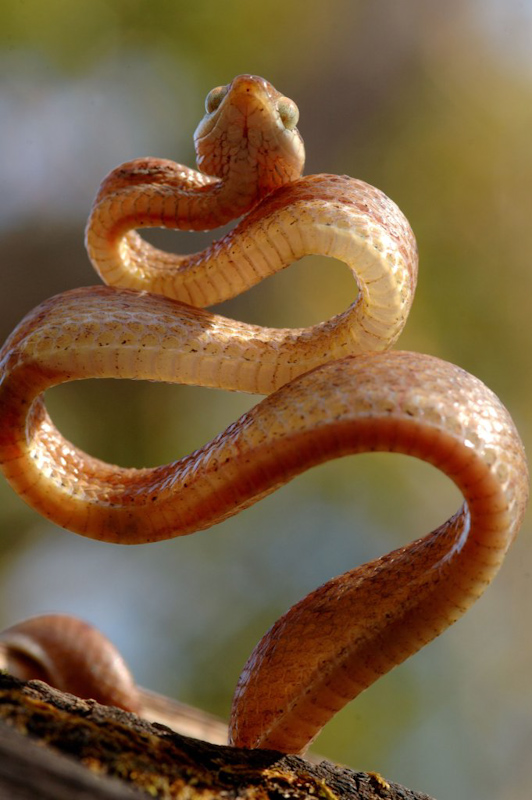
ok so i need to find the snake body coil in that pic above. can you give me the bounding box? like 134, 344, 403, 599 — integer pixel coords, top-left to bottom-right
0, 75, 528, 753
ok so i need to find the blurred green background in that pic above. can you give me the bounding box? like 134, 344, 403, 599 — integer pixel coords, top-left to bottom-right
1, 2, 531, 798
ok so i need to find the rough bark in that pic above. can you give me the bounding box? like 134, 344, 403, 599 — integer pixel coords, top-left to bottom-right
0, 672, 435, 800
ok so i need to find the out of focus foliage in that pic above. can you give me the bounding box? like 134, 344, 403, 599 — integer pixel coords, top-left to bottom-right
0, 3, 531, 799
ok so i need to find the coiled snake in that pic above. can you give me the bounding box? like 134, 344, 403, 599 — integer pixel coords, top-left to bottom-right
0, 75, 528, 754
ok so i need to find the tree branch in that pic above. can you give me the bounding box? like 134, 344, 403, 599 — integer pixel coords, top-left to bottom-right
0, 672, 435, 800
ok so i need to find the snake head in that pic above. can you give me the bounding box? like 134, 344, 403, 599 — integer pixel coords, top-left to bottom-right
194, 74, 305, 195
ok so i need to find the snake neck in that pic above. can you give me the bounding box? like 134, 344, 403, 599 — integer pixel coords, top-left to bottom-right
193, 160, 271, 228
89, 155, 269, 231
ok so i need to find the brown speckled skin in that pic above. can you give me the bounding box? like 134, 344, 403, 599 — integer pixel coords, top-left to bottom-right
0, 76, 528, 755
229, 351, 528, 750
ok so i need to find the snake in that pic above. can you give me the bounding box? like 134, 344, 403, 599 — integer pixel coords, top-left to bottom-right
0, 613, 229, 745
0, 74, 528, 755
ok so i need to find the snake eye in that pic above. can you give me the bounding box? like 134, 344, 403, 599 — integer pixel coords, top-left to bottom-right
205, 85, 228, 114
277, 97, 299, 130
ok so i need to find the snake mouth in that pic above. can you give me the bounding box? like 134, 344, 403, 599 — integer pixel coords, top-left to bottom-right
229, 74, 275, 97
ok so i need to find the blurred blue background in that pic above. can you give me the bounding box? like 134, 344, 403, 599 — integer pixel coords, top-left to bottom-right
0, 2, 531, 798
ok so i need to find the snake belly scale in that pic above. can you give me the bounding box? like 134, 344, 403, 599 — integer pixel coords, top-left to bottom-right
0, 75, 528, 754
